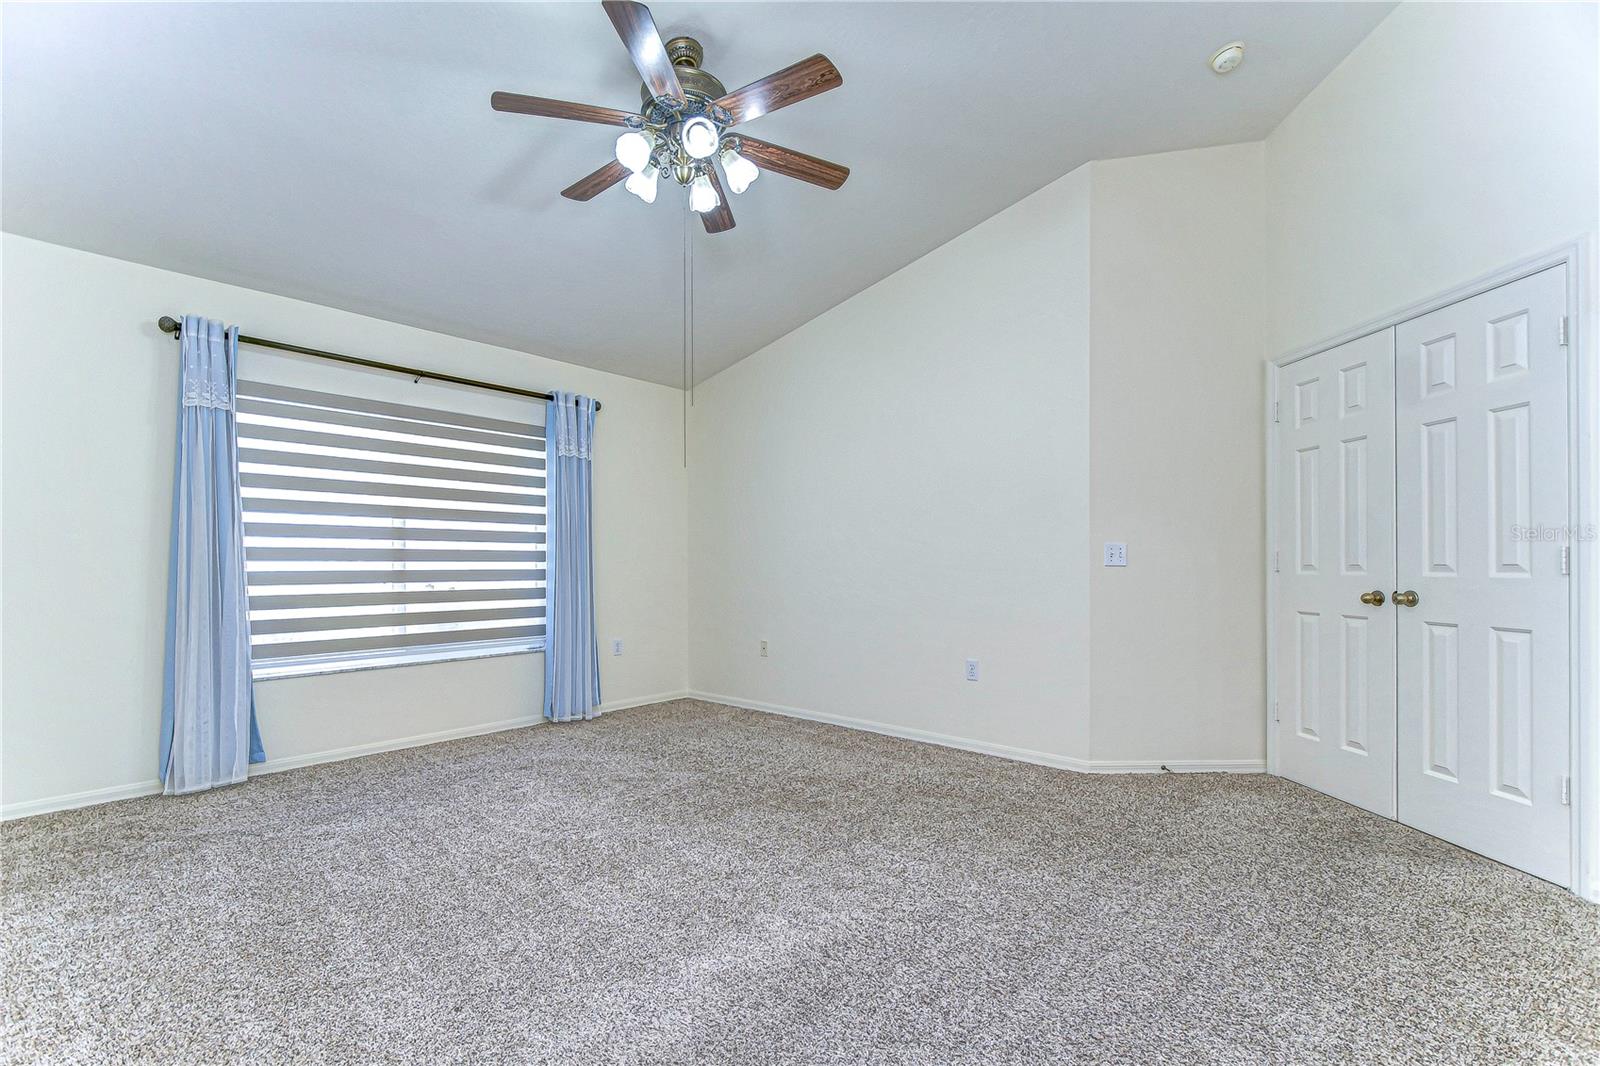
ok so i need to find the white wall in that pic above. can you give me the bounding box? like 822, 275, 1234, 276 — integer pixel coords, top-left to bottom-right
688, 166, 1095, 763
0, 235, 688, 814
1266, 1, 1599, 355
683, 144, 1270, 770
1087, 143, 1268, 763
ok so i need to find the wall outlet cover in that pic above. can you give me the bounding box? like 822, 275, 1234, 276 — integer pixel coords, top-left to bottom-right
1104, 542, 1128, 567
965, 658, 980, 682
759, 640, 769, 658
611, 639, 624, 656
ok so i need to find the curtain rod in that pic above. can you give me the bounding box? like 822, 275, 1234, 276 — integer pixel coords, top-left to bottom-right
156, 316, 599, 411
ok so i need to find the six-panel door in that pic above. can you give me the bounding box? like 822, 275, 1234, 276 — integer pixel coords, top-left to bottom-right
1274, 265, 1573, 887
1393, 265, 1571, 887
1276, 330, 1398, 817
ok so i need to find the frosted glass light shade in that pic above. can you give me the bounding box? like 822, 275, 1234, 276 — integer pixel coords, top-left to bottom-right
721, 148, 759, 194
625, 164, 658, 203
688, 173, 720, 213
614, 131, 651, 173
680, 116, 719, 160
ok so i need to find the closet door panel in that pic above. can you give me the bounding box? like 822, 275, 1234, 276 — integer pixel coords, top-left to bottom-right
1394, 265, 1571, 886
1275, 330, 1397, 816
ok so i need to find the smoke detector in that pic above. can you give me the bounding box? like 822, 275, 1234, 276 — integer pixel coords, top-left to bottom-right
1210, 42, 1245, 74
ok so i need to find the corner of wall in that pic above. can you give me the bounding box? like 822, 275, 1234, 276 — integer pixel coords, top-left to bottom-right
1085, 140, 1270, 765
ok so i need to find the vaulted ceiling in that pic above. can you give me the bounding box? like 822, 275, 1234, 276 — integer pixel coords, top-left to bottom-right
2, 2, 1392, 385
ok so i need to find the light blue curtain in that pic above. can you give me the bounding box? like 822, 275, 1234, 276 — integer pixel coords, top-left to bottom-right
159, 316, 264, 793
544, 391, 601, 722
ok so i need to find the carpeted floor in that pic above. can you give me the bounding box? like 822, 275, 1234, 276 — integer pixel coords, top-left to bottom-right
3, 700, 1597, 1064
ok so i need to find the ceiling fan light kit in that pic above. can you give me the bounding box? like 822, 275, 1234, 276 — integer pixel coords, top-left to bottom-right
490, 0, 850, 233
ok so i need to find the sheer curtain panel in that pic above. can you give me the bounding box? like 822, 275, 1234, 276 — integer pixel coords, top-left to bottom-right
543, 392, 601, 722
160, 316, 265, 793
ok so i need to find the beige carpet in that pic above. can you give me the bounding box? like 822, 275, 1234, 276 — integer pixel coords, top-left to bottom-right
4, 699, 1597, 1064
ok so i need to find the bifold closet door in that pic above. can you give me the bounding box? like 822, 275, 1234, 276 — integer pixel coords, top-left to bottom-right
1275, 330, 1398, 817
1394, 265, 1571, 887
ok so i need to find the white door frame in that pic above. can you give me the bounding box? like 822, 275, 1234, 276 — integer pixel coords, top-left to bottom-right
1264, 237, 1598, 901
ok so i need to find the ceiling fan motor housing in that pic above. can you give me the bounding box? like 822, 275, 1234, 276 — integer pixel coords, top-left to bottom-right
640, 36, 727, 106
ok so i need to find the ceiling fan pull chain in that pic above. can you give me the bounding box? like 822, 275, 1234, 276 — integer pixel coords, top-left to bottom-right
682, 196, 690, 467
690, 203, 696, 409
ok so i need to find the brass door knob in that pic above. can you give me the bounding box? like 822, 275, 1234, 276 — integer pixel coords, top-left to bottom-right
1393, 590, 1419, 607
1360, 590, 1386, 606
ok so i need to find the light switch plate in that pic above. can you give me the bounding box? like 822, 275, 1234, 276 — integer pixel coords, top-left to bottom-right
1104, 542, 1128, 567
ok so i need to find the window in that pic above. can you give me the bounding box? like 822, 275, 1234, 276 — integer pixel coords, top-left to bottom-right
236, 380, 546, 678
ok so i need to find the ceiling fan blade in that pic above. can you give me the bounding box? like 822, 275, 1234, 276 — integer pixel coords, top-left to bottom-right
490, 92, 635, 126
602, 1, 683, 102
701, 168, 735, 233
713, 54, 842, 126
562, 160, 630, 201
735, 137, 849, 190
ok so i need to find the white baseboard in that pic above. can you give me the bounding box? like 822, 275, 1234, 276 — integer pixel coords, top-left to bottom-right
2, 690, 1260, 821
687, 691, 1266, 776
249, 688, 688, 777
250, 715, 546, 778
0, 780, 166, 821
0, 690, 690, 822
1085, 757, 1269, 773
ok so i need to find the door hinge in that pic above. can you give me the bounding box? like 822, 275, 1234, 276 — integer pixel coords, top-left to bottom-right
1561, 776, 1571, 806
1273, 701, 1280, 723
1273, 550, 1281, 573
1272, 401, 1280, 424
1561, 544, 1571, 576
1558, 316, 1569, 347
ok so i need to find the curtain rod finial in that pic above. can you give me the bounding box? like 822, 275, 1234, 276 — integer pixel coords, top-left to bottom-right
159, 316, 181, 335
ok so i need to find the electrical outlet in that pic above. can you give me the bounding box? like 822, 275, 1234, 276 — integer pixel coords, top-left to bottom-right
760, 640, 769, 658
965, 658, 980, 682
611, 639, 624, 656
1103, 542, 1128, 567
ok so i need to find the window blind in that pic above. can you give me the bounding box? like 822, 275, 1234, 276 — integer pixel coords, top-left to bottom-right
236, 380, 547, 673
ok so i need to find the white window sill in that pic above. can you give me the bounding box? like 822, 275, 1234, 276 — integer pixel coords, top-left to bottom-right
253, 638, 545, 682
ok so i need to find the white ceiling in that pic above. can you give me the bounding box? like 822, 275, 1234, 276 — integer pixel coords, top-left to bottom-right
2, 2, 1393, 386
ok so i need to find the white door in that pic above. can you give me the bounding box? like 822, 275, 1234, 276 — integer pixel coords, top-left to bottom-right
1275, 330, 1398, 816
1394, 265, 1571, 886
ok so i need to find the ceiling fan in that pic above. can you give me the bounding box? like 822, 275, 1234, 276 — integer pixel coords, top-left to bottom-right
490, 0, 849, 234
